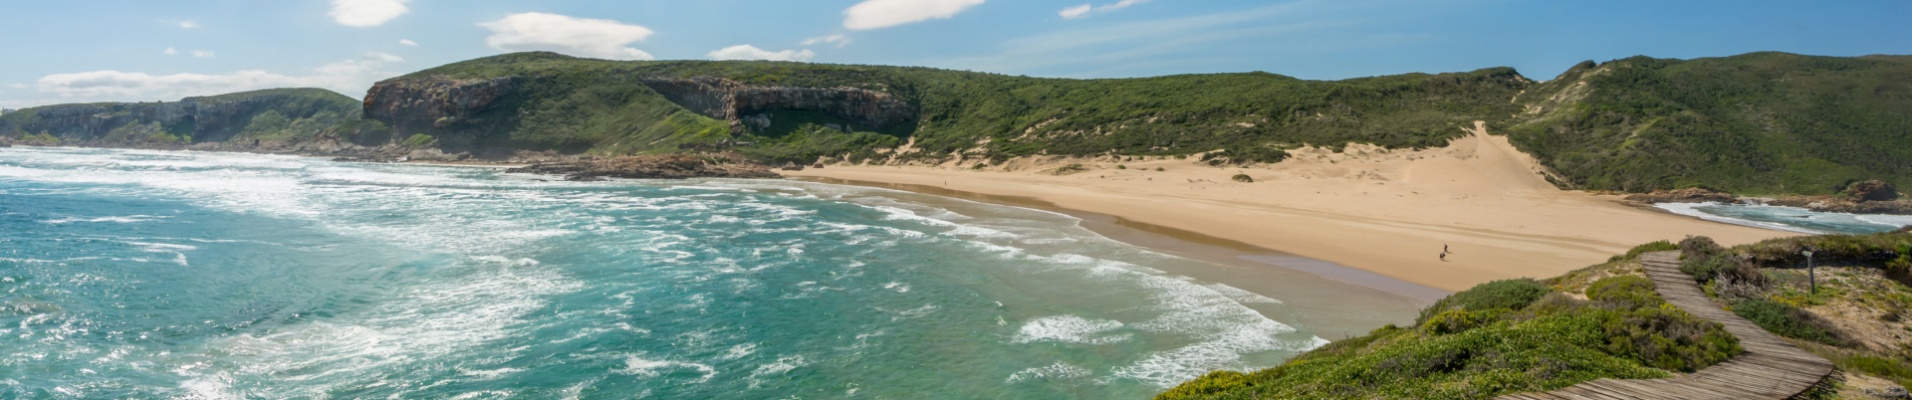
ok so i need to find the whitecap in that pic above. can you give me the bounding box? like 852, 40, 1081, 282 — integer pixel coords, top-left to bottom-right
1012, 315, 1129, 345
1005, 362, 1093, 384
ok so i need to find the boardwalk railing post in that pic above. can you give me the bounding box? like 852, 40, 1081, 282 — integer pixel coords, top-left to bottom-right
1803, 250, 1815, 295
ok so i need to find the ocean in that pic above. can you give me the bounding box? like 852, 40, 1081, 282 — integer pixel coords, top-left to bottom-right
1656, 202, 1912, 235
0, 147, 1418, 399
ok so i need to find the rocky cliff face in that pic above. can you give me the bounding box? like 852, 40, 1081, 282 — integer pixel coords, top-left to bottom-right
638, 77, 917, 136
361, 76, 521, 145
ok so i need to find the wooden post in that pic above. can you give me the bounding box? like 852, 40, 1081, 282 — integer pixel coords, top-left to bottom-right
1803, 250, 1815, 295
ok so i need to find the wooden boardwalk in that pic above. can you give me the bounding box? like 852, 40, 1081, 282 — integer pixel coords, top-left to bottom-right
1497, 251, 1836, 400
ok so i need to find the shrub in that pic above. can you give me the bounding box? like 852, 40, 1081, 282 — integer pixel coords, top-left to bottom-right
1156, 167, 1165, 171
1611, 240, 1680, 262
1417, 279, 1551, 325
1599, 306, 1741, 372
1051, 163, 1087, 175
971, 162, 987, 169
1422, 309, 1495, 335
402, 133, 436, 147
1731, 299, 1850, 347
1586, 276, 1661, 310
1116, 164, 1127, 169
1679, 236, 1724, 260
1232, 174, 1254, 183
1155, 370, 1250, 400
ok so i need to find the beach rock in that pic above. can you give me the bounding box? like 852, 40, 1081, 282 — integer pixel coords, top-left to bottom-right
1624, 187, 1739, 204
505, 154, 781, 180
1846, 180, 1901, 202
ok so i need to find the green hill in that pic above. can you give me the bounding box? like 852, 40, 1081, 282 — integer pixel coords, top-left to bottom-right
1506, 52, 1912, 195
361, 52, 1530, 164
0, 88, 361, 145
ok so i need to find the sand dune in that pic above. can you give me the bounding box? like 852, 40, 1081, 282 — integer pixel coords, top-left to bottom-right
784, 122, 1792, 292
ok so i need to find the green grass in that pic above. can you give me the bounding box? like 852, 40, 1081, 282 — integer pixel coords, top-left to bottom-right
1158, 274, 1739, 400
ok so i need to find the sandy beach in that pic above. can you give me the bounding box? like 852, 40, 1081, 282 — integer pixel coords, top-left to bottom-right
785, 122, 1794, 292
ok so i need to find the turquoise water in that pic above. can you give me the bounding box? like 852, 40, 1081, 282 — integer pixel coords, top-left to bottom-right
1656, 202, 1912, 235
0, 147, 1392, 399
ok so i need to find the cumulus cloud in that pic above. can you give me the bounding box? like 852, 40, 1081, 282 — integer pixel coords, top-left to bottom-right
178, 20, 202, 29
479, 12, 655, 60
1060, 0, 1151, 20
191, 50, 216, 58
329, 0, 410, 27
844, 0, 986, 30
802, 34, 852, 48
399, 39, 418, 46
707, 45, 816, 62
163, 47, 178, 55
29, 52, 407, 104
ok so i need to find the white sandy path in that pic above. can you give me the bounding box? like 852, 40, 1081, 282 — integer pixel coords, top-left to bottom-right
785, 122, 1791, 292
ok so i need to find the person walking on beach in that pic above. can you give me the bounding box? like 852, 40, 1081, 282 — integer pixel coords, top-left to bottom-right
1440, 252, 1447, 262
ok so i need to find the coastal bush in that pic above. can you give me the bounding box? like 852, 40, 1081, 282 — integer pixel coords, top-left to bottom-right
1231, 174, 1253, 183
1160, 274, 1741, 400
1416, 279, 1550, 325
1610, 240, 1680, 262
1730, 299, 1851, 347
1116, 164, 1127, 169
403, 134, 436, 147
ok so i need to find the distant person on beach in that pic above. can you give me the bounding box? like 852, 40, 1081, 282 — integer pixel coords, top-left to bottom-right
1440, 252, 1447, 262
1444, 244, 1450, 253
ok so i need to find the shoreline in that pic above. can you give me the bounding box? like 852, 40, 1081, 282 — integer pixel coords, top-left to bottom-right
795, 176, 1452, 303
784, 127, 1797, 292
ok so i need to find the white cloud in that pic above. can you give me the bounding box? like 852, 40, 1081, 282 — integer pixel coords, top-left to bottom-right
1059, 4, 1092, 19
479, 12, 655, 60
191, 50, 216, 58
178, 20, 202, 29
844, 0, 986, 30
399, 39, 418, 46
707, 45, 816, 62
29, 52, 407, 104
1060, 0, 1150, 20
802, 34, 852, 48
163, 47, 178, 55
329, 0, 410, 27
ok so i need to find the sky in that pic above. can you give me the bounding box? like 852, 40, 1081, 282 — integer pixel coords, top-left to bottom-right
2, 0, 1910, 109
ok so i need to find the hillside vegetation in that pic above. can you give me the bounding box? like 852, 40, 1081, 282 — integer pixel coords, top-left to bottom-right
1155, 242, 1739, 400
1508, 52, 1912, 195
1160, 232, 1912, 399
0, 88, 360, 145
372, 52, 1530, 164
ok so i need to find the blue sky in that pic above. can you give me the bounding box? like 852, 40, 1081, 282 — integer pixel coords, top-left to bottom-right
2, 0, 1909, 109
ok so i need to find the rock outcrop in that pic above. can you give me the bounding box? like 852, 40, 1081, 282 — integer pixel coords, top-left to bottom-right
1846, 180, 1901, 202
638, 77, 917, 136
361, 76, 521, 147
505, 154, 781, 181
